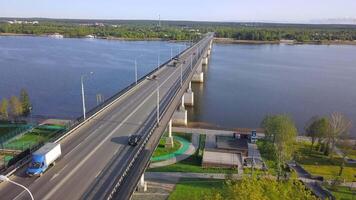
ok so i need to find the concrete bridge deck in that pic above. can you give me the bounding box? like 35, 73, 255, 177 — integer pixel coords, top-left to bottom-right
0, 34, 214, 200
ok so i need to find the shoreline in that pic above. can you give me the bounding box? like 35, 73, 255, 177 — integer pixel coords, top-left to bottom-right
2, 33, 356, 45
0, 33, 187, 42
214, 37, 356, 45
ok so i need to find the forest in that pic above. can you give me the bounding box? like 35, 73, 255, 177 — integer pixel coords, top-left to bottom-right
1, 18, 356, 42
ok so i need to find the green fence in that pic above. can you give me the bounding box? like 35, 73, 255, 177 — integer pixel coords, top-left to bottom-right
0, 124, 34, 146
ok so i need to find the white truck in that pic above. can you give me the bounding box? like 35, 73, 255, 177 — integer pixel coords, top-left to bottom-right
26, 143, 61, 176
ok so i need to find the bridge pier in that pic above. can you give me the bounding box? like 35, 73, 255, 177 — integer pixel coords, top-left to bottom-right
165, 119, 174, 148
172, 96, 188, 126
202, 56, 209, 65
183, 82, 194, 106
192, 64, 204, 83
137, 174, 147, 192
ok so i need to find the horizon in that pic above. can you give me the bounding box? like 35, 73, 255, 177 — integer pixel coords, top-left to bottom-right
2, 16, 356, 26
1, 0, 356, 24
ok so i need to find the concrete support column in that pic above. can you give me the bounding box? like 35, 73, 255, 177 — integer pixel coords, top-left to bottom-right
202, 56, 208, 65
172, 97, 188, 126
168, 119, 172, 137
138, 174, 147, 192
183, 90, 194, 107
172, 109, 188, 126
180, 95, 185, 110
165, 119, 174, 148
192, 71, 204, 83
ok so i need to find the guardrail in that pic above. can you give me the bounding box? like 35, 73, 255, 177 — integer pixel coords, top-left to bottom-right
106, 35, 213, 199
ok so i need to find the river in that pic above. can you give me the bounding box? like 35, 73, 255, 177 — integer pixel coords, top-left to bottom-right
1, 36, 356, 136
187, 43, 356, 136
0, 36, 186, 118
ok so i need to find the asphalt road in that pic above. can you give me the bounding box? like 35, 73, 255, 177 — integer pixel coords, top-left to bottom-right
0, 34, 213, 200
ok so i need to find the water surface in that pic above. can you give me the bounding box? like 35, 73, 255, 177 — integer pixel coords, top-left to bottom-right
0, 36, 186, 118
188, 43, 356, 136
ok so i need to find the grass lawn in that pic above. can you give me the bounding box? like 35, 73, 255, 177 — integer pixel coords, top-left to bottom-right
4, 126, 63, 150
295, 142, 356, 182
326, 186, 355, 200
152, 137, 181, 158
168, 178, 225, 200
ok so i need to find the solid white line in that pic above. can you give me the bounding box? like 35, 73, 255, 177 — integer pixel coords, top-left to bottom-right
43, 61, 182, 200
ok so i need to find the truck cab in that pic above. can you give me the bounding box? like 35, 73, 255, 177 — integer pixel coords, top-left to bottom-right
26, 143, 61, 176
26, 155, 48, 176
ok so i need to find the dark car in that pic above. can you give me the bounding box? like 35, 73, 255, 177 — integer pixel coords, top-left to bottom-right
128, 135, 142, 146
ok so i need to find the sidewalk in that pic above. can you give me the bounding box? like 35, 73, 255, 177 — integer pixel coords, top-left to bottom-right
145, 172, 241, 180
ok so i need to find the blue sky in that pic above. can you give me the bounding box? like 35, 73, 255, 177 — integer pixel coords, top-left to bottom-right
1, 0, 356, 22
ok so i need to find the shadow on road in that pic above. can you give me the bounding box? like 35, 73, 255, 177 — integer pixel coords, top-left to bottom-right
110, 136, 129, 145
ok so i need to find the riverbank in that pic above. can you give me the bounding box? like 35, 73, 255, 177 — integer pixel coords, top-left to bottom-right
213, 37, 356, 45
0, 32, 188, 42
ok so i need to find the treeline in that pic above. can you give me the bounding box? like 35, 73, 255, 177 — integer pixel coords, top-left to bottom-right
0, 89, 31, 121
1, 21, 356, 42
0, 23, 200, 40
214, 27, 356, 42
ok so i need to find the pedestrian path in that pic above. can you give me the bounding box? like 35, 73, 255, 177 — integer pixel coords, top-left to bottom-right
149, 134, 199, 168
145, 172, 241, 180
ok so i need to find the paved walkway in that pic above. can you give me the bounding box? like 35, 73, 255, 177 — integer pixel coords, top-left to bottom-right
145, 172, 241, 180
172, 126, 265, 138
149, 134, 199, 168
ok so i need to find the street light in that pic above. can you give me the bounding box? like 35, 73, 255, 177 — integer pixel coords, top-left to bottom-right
134, 54, 144, 85
170, 46, 173, 60
0, 175, 34, 200
180, 63, 183, 87
146, 76, 160, 124
81, 72, 94, 120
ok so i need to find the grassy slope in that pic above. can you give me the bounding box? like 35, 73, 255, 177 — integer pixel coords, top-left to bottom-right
168, 178, 225, 200
152, 138, 181, 158
295, 142, 356, 182
326, 186, 355, 200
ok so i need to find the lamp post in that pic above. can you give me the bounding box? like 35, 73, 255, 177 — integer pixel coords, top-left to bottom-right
0, 175, 34, 200
134, 54, 144, 85
146, 76, 160, 124
81, 72, 94, 120
180, 63, 183, 87
170, 46, 173, 60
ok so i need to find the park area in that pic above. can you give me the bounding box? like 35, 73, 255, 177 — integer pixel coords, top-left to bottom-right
295, 141, 356, 182
0, 122, 66, 168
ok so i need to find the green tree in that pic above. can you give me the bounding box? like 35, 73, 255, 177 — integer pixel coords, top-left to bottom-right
305, 116, 329, 152
20, 88, 31, 116
0, 98, 9, 120
206, 177, 317, 200
262, 114, 297, 179
9, 96, 23, 120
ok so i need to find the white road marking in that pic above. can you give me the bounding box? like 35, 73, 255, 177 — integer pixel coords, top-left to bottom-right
43, 63, 182, 200
50, 173, 59, 181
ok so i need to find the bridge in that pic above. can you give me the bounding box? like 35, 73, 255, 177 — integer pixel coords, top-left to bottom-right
0, 33, 214, 200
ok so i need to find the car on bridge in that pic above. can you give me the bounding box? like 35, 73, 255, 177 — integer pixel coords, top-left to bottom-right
128, 135, 142, 146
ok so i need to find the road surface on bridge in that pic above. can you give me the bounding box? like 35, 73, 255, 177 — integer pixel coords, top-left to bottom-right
0, 34, 213, 200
